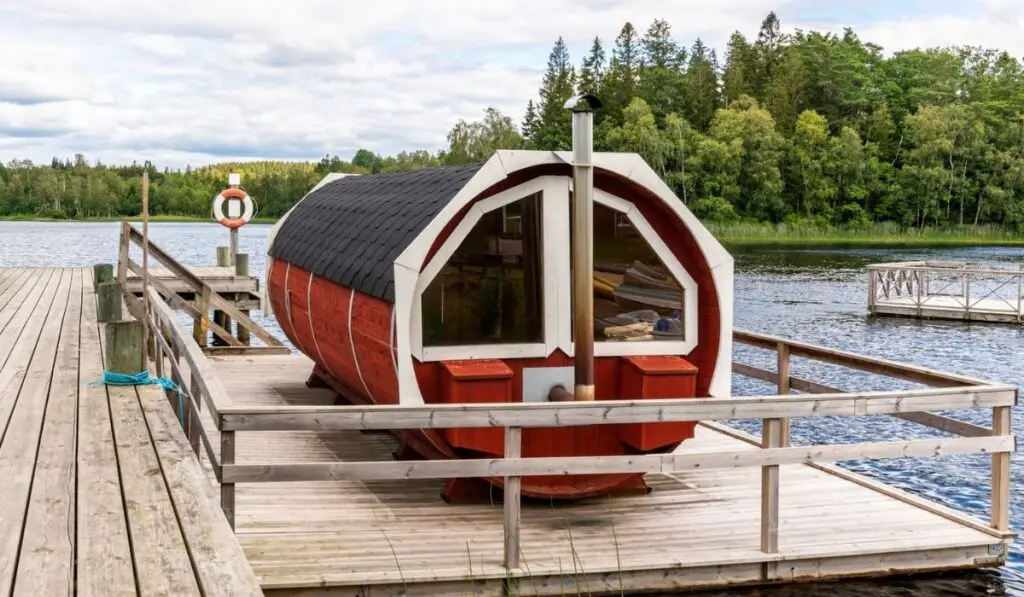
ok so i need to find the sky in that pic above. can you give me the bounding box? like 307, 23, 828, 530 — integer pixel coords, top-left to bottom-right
0, 0, 1021, 170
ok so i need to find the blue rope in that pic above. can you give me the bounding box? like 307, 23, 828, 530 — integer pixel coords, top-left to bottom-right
100, 370, 185, 425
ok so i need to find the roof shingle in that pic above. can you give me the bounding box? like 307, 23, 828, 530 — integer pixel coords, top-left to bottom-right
269, 163, 484, 302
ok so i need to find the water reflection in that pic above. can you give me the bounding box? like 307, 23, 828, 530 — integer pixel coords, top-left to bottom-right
1, 222, 1021, 596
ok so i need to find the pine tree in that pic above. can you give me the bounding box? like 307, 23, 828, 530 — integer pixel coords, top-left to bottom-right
638, 19, 686, 122
754, 12, 788, 96
579, 36, 606, 95
522, 100, 541, 148
534, 37, 576, 150
602, 23, 641, 126
684, 38, 720, 130
722, 31, 755, 105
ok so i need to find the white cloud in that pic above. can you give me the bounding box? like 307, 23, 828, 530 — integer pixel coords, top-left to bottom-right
0, 0, 1020, 168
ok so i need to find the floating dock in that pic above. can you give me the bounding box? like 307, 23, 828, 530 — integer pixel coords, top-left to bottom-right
1, 253, 1017, 594
868, 261, 1024, 324
211, 352, 1012, 595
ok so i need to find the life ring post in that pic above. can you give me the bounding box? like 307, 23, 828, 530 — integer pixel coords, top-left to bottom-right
214, 173, 253, 265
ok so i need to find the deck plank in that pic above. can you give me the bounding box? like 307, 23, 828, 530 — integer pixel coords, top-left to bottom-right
106, 384, 201, 596
0, 268, 55, 370
13, 269, 84, 596
0, 268, 31, 316
0, 268, 72, 594
75, 268, 137, 597
139, 384, 266, 596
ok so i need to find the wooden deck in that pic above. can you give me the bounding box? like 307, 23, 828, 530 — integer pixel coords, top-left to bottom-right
125, 266, 259, 294
871, 294, 1022, 323
209, 353, 1010, 596
0, 268, 263, 596
125, 266, 262, 310
868, 261, 1023, 324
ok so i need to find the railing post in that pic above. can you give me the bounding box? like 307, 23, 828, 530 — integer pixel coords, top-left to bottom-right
868, 270, 876, 311
1017, 265, 1022, 322
117, 222, 130, 286
194, 285, 211, 348
965, 275, 972, 320
221, 429, 236, 530
154, 331, 164, 378
760, 418, 782, 554
235, 253, 251, 346
991, 406, 1011, 531
503, 426, 522, 571
213, 247, 231, 347
776, 344, 791, 448
188, 373, 201, 456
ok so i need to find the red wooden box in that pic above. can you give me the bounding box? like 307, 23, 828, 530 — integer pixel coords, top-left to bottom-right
618, 355, 699, 451
440, 359, 512, 455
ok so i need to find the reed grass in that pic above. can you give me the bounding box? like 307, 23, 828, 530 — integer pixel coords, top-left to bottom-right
707, 221, 1023, 246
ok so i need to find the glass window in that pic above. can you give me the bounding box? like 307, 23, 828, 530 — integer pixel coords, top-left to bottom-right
421, 193, 544, 346
572, 200, 684, 342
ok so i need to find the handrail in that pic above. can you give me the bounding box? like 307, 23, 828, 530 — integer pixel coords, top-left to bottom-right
201, 325, 1016, 571
215, 384, 1015, 429
118, 221, 286, 349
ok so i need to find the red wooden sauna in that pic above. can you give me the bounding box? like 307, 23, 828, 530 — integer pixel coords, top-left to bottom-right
264, 97, 734, 502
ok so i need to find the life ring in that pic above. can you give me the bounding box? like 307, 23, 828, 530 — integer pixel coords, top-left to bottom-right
213, 188, 254, 229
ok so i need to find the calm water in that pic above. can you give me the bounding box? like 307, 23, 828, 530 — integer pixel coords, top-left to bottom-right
1, 221, 1022, 595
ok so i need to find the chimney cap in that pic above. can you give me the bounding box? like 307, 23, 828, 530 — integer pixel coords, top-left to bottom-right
563, 94, 602, 112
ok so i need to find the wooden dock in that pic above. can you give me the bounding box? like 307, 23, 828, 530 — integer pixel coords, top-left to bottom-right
0, 267, 263, 596
208, 353, 1013, 596
1, 243, 1017, 595
868, 261, 1023, 323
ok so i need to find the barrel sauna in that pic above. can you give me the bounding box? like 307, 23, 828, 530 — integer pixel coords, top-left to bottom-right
265, 145, 733, 503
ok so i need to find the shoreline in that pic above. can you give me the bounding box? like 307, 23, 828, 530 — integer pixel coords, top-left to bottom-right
2, 216, 1021, 246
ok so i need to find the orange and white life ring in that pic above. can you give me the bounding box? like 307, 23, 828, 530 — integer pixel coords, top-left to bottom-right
213, 187, 254, 229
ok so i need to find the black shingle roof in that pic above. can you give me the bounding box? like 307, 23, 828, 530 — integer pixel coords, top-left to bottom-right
269, 163, 484, 303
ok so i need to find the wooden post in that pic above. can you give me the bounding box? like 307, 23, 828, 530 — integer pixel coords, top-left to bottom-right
235, 253, 250, 346
216, 246, 230, 267
117, 222, 130, 285
221, 430, 236, 529
104, 321, 144, 375
188, 374, 201, 455
503, 426, 522, 570
194, 285, 211, 348
92, 263, 113, 292
97, 281, 123, 323
229, 228, 238, 267
154, 337, 164, 378
760, 418, 782, 553
777, 343, 791, 448
141, 172, 150, 368
213, 246, 230, 346
991, 405, 1011, 531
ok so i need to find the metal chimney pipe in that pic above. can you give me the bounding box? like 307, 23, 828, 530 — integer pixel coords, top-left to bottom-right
564, 94, 602, 402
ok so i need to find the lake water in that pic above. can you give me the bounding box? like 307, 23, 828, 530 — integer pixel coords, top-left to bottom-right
1, 221, 1022, 596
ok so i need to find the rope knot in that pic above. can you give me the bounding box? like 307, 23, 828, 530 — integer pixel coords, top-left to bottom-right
99, 370, 186, 426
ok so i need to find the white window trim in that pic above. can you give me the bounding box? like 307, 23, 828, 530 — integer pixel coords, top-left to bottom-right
411, 176, 564, 362
560, 187, 699, 357
411, 177, 698, 362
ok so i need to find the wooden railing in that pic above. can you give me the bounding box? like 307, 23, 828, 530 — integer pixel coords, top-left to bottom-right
868, 260, 1024, 320
117, 221, 288, 352
140, 286, 238, 525
124, 247, 1017, 570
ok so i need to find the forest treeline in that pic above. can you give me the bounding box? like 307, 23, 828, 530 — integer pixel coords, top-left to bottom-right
3, 12, 1024, 230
